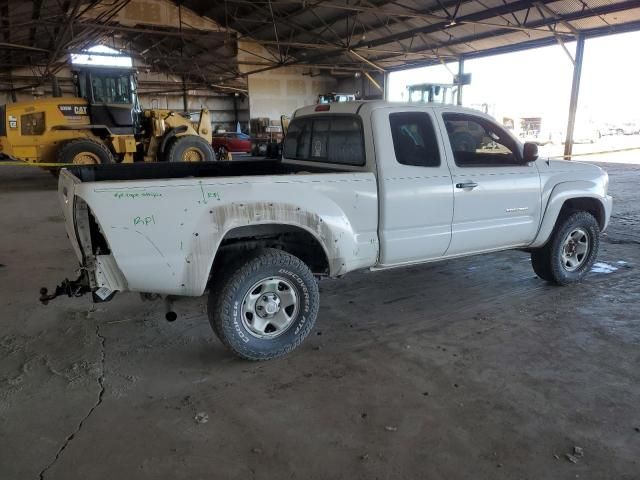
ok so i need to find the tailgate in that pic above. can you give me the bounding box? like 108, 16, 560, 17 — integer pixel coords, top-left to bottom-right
58, 168, 84, 264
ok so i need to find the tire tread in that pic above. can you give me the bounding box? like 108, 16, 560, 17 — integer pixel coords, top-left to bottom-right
531, 210, 600, 285
57, 137, 114, 164
208, 248, 318, 361
166, 135, 216, 162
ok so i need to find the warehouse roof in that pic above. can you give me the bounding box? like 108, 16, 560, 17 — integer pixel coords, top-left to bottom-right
1, 0, 639, 91
191, 0, 640, 75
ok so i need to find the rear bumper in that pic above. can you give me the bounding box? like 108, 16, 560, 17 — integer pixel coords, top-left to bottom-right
58, 169, 85, 264
53, 169, 126, 301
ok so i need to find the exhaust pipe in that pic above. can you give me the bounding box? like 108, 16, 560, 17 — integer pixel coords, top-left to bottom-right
164, 296, 178, 322
51, 77, 61, 98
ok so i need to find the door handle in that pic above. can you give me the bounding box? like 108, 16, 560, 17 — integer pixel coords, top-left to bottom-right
455, 181, 478, 189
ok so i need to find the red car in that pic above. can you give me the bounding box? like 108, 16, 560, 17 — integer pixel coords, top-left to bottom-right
212, 132, 252, 155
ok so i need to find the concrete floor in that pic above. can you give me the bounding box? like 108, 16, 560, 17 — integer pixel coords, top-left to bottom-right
1, 160, 639, 480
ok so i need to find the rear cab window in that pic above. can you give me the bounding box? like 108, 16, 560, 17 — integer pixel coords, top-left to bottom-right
283, 115, 365, 166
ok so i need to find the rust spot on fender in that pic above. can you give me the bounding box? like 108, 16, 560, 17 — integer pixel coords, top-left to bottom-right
210, 202, 348, 274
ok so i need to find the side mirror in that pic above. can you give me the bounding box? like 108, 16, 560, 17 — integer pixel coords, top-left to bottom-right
523, 142, 539, 162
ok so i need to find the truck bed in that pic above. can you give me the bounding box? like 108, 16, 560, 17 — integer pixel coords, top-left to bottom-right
59, 160, 379, 297
66, 160, 342, 182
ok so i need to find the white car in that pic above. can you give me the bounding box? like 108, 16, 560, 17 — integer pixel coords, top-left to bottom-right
49, 101, 612, 360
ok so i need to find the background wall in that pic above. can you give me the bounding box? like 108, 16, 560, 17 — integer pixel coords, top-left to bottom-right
238, 41, 337, 121
335, 72, 385, 100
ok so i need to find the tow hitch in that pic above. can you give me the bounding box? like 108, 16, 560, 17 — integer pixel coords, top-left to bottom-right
39, 271, 92, 304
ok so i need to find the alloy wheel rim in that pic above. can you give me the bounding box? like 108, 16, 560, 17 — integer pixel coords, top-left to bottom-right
241, 276, 299, 339
182, 147, 204, 162
561, 227, 590, 272
72, 151, 100, 165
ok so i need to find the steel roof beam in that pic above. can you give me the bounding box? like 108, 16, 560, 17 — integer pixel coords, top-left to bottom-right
366, 0, 640, 67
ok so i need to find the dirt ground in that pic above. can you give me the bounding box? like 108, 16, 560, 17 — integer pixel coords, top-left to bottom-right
1, 159, 639, 480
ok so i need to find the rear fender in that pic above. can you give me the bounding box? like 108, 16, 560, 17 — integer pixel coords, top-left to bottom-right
204, 202, 358, 288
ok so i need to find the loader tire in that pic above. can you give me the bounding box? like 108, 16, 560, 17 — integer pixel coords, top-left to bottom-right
57, 138, 114, 166
166, 135, 216, 162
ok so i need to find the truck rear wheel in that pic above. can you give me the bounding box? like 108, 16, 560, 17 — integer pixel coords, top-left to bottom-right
57, 138, 114, 166
166, 135, 216, 162
530, 211, 600, 285
208, 248, 319, 361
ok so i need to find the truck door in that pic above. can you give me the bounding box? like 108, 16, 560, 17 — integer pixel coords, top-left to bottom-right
437, 111, 541, 255
373, 108, 454, 266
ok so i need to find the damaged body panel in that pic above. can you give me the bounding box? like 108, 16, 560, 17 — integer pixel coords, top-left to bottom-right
58, 165, 378, 296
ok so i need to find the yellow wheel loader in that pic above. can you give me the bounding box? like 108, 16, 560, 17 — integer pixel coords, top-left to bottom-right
0, 67, 215, 170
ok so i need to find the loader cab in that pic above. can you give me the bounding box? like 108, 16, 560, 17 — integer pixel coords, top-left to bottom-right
407, 83, 457, 104
73, 67, 140, 134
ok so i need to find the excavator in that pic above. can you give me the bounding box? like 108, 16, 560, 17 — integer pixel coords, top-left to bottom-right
0, 66, 215, 170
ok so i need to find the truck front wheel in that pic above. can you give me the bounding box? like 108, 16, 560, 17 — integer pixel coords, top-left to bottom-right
531, 211, 600, 285
208, 249, 319, 360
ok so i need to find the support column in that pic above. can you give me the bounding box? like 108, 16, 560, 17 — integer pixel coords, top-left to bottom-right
233, 93, 239, 130
564, 34, 585, 160
457, 57, 465, 106
182, 76, 188, 112
383, 71, 389, 101
51, 76, 61, 97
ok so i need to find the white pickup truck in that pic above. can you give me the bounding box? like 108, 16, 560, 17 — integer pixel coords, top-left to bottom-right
48, 101, 612, 360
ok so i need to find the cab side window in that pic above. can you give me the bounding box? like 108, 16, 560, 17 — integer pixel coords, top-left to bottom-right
21, 112, 45, 135
389, 112, 440, 167
443, 113, 522, 167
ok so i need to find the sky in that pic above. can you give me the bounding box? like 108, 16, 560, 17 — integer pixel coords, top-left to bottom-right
387, 30, 640, 131
71, 45, 133, 68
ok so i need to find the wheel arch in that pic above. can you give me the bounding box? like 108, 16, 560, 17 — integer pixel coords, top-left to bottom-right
531, 181, 608, 248
558, 197, 605, 229
208, 223, 332, 285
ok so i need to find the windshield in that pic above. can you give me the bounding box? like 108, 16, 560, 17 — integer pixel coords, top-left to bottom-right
91, 73, 132, 104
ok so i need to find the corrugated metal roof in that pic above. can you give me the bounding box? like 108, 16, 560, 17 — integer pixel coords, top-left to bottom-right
188, 0, 640, 75
1, 0, 639, 86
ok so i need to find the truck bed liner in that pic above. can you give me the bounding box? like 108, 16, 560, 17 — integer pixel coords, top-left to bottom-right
65, 160, 341, 182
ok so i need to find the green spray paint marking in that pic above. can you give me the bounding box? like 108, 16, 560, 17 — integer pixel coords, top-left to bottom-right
133, 215, 156, 226
198, 181, 221, 203
114, 192, 162, 199
198, 181, 207, 204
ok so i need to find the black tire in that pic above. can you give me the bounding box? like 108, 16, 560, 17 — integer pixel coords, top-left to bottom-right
166, 135, 216, 162
208, 248, 319, 361
530, 211, 600, 285
57, 138, 114, 166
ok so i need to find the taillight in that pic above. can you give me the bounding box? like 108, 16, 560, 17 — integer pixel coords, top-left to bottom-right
315, 105, 330, 112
